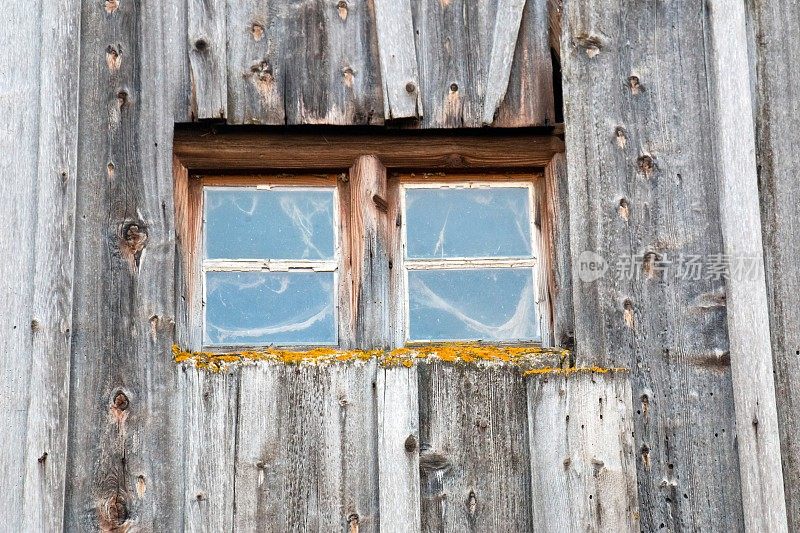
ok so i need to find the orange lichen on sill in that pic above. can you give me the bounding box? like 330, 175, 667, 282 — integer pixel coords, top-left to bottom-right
522, 366, 629, 377
173, 343, 570, 373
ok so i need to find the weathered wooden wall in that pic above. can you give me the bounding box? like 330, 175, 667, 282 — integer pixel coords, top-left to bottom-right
2, 0, 799, 531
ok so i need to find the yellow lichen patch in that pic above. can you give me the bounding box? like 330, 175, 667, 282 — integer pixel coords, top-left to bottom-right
172, 343, 571, 373
522, 366, 628, 377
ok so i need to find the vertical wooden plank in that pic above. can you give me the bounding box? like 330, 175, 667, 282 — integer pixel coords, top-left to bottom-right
528, 372, 639, 531
347, 155, 390, 348
378, 367, 421, 532
233, 362, 379, 532
752, 0, 800, 529
411, 0, 552, 127
707, 1, 787, 530
541, 153, 574, 349
20, 0, 82, 529
493, 0, 555, 127
481, 0, 527, 125
188, 0, 226, 119
418, 363, 533, 531
0, 0, 43, 529
227, 0, 384, 125
373, 0, 422, 119
561, 1, 744, 530
183, 368, 238, 532
65, 0, 186, 528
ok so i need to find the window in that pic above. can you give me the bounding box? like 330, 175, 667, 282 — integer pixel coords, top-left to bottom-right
173, 128, 563, 351
203, 185, 340, 346
401, 182, 540, 343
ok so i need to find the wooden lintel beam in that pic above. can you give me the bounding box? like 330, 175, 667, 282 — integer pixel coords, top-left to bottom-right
173, 128, 564, 171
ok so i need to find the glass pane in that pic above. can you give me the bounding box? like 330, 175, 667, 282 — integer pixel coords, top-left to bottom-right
204, 271, 336, 345
205, 188, 335, 260
407, 268, 539, 342
404, 186, 532, 259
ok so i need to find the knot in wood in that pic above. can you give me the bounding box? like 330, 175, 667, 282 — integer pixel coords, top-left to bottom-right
116, 90, 129, 108
193, 38, 209, 52
113, 390, 130, 411
250, 23, 264, 41
637, 154, 655, 176
628, 75, 642, 95
122, 222, 148, 256
404, 434, 417, 452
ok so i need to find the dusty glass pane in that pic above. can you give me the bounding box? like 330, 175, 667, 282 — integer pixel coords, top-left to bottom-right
205, 188, 335, 260
407, 268, 539, 342
204, 271, 336, 345
404, 186, 531, 259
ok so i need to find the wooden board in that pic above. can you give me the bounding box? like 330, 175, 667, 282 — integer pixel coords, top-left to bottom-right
417, 362, 533, 531
19, 0, 82, 529
751, 0, 800, 528
0, 0, 46, 529
410, 0, 553, 128
63, 0, 188, 528
528, 372, 639, 531
174, 127, 563, 171
188, 0, 227, 119
183, 369, 238, 532
561, 2, 744, 530
227, 0, 384, 125
707, 2, 787, 530
373, 0, 422, 120
234, 362, 379, 532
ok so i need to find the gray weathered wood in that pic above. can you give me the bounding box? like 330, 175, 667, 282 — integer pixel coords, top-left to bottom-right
411, 0, 552, 127
227, 0, 384, 125
493, 0, 555, 127
561, 1, 744, 530
234, 361, 379, 532
183, 368, 238, 532
0, 0, 45, 529
418, 362, 533, 531
377, 367, 422, 533
708, 1, 787, 530
528, 372, 639, 531
64, 0, 186, 528
20, 0, 82, 530
373, 0, 422, 119
188, 0, 227, 119
752, 0, 800, 528
481, 0, 527, 125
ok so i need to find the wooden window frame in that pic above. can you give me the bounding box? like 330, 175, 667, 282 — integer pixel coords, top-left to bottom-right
173, 126, 565, 352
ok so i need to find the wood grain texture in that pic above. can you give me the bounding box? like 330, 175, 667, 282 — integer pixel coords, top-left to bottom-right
707, 2, 787, 530
493, 0, 555, 127
348, 156, 390, 348
20, 0, 82, 530
528, 372, 639, 531
561, 1, 744, 530
377, 367, 421, 533
373, 0, 422, 119
183, 368, 238, 532
174, 127, 564, 171
481, 0, 527, 125
0, 0, 45, 529
188, 0, 226, 119
64, 0, 186, 529
418, 362, 533, 531
542, 154, 574, 350
752, 0, 800, 528
234, 361, 379, 532
227, 0, 383, 125
410, 0, 553, 127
